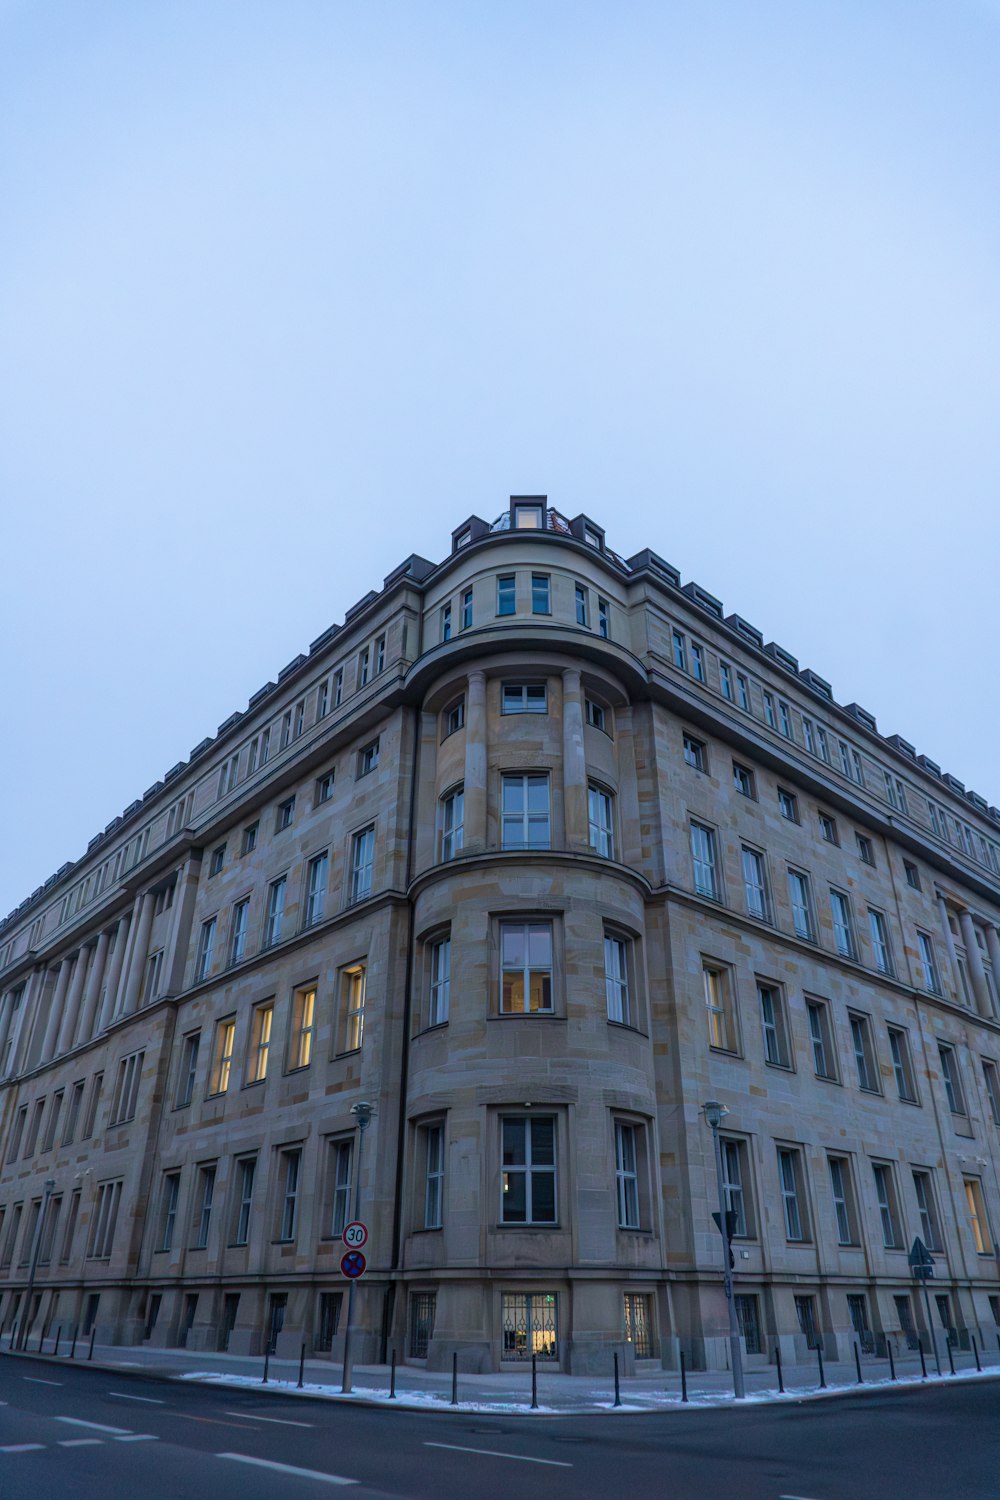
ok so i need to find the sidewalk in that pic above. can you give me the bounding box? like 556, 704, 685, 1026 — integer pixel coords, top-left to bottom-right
9, 1335, 1000, 1415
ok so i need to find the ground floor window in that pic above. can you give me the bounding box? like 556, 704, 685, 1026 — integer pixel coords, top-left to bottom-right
268, 1292, 287, 1351
83, 1293, 100, 1336
734, 1294, 762, 1355
315, 1292, 343, 1352
623, 1293, 653, 1359
847, 1294, 873, 1354
794, 1295, 819, 1348
144, 1292, 162, 1341
409, 1293, 436, 1359
894, 1294, 919, 1349
501, 1292, 558, 1362
219, 1293, 239, 1351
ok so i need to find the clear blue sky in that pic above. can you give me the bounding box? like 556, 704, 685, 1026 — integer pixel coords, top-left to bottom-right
1, 0, 998, 914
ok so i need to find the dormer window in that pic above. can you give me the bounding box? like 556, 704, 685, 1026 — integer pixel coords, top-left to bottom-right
455, 528, 471, 549
513, 501, 544, 530
584, 527, 602, 548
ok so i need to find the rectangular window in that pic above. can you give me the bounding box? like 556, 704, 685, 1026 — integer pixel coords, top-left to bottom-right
736, 673, 750, 712
742, 846, 769, 921
888, 1027, 917, 1102
42, 1090, 64, 1153
501, 1115, 556, 1224
719, 662, 733, 700
588, 784, 614, 858
868, 908, 893, 974
531, 574, 550, 614
787, 869, 814, 940
575, 583, 589, 626
801, 716, 815, 754
375, 635, 385, 673
158, 1173, 180, 1252
819, 812, 838, 844
316, 771, 335, 805
241, 821, 259, 855
82, 1072, 103, 1138
305, 852, 329, 927
329, 1139, 353, 1236
733, 762, 755, 798
289, 985, 316, 1070
195, 917, 216, 981
763, 692, 776, 729
850, 1013, 879, 1093
343, 964, 366, 1050
278, 1148, 301, 1241
598, 598, 610, 638
247, 1002, 273, 1085
672, 630, 686, 671
280, 711, 292, 749
778, 789, 798, 822
176, 1033, 200, 1108
918, 933, 940, 993
423, 1123, 444, 1229
229, 898, 250, 964
624, 1293, 654, 1359
501, 681, 546, 714
501, 1291, 558, 1361
604, 934, 631, 1025
905, 860, 921, 891
358, 648, 370, 686
734, 1295, 762, 1355
24, 1098, 44, 1158
779, 701, 793, 738
501, 773, 550, 850
913, 1170, 941, 1252
277, 795, 295, 831
209, 1018, 236, 1095
264, 876, 286, 947
333, 668, 343, 707
293, 699, 305, 738
964, 1178, 992, 1254
86, 1179, 123, 1260
193, 1165, 216, 1249
316, 679, 329, 720
441, 603, 452, 641
704, 965, 737, 1052
830, 889, 856, 959
683, 733, 706, 771
497, 574, 516, 615
350, 826, 375, 902
234, 1157, 256, 1245
778, 1148, 807, 1241
585, 697, 609, 733
461, 588, 473, 630
691, 823, 719, 900
816, 724, 830, 762
796, 1296, 819, 1348
614, 1121, 641, 1229
856, 832, 874, 865
110, 1050, 144, 1125
440, 786, 464, 860
807, 1000, 836, 1081
758, 983, 789, 1067
721, 1138, 750, 1237
141, 948, 164, 1003
409, 1292, 436, 1359
429, 937, 450, 1026
983, 1059, 1000, 1126
872, 1162, 901, 1248
500, 922, 553, 1014
442, 697, 465, 737
358, 738, 379, 776
829, 1156, 856, 1245
691, 642, 705, 682
63, 1080, 85, 1146
938, 1043, 966, 1115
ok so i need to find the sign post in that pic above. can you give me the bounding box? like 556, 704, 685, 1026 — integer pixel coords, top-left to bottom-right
908, 1237, 941, 1376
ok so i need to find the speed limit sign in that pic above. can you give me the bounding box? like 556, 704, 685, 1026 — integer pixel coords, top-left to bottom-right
343, 1220, 368, 1249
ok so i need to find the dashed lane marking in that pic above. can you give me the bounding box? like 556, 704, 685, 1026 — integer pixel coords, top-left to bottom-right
1, 1444, 46, 1453
173, 1412, 260, 1429
424, 1441, 572, 1468
217, 1453, 358, 1485
55, 1417, 132, 1434
112, 1434, 158, 1442
23, 1378, 62, 1386
107, 1392, 165, 1404
58, 1439, 104, 1447
222, 1411, 314, 1427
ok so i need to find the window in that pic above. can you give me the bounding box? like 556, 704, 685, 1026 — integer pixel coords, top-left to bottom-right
816, 724, 830, 762
801, 716, 815, 754
624, 1293, 654, 1359
912, 1170, 941, 1251
316, 679, 329, 720
588, 784, 614, 858
280, 711, 292, 749
872, 1162, 901, 1248
778, 789, 798, 822
691, 823, 720, 900
721, 1138, 750, 1237
209, 1018, 236, 1095
42, 1090, 64, 1153
141, 948, 163, 1003
264, 876, 286, 947
829, 1157, 857, 1245
733, 762, 755, 798
734, 1295, 762, 1355
63, 1080, 85, 1146
440, 786, 464, 861
195, 917, 216, 982
109, 1050, 143, 1124
277, 796, 295, 831
830, 889, 856, 959
964, 1178, 992, 1254
329, 1139, 353, 1236
423, 1123, 444, 1229
758, 983, 789, 1067
807, 1000, 836, 1081
736, 673, 750, 712
763, 692, 776, 729
500, 922, 553, 1013
343, 964, 366, 1050
441, 602, 452, 641
461, 588, 473, 630
905, 861, 921, 891
497, 574, 516, 615
839, 740, 852, 778
983, 1059, 1000, 1126
856, 833, 874, 866
531, 574, 550, 614
850, 1013, 879, 1092
938, 1043, 966, 1115
779, 701, 793, 738
289, 985, 316, 1070
867, 908, 893, 975
742, 847, 769, 921
888, 1028, 917, 1102
305, 852, 329, 927
575, 583, 589, 626
604, 934, 631, 1025
176, 1033, 200, 1108
671, 630, 686, 671
428, 936, 450, 1026
358, 647, 370, 686
704, 965, 737, 1052
614, 1121, 642, 1229
597, 598, 610, 638
787, 869, 814, 940
241, 821, 259, 855
501, 774, 550, 850
409, 1292, 436, 1359
278, 1149, 301, 1241
719, 662, 733, 701
209, 844, 226, 877
778, 1148, 807, 1241
819, 813, 838, 844
358, 738, 379, 776
293, 699, 305, 737
316, 771, 335, 805
501, 681, 546, 714
691, 643, 705, 682
442, 697, 465, 737
513, 500, 543, 528
501, 1116, 556, 1223
86, 1180, 123, 1260
193, 1165, 216, 1249
333, 668, 343, 707
247, 1003, 273, 1085
229, 898, 250, 964
82, 1072, 103, 1139
586, 698, 609, 733
350, 826, 375, 902
233, 1158, 256, 1245
683, 734, 706, 771
24, 1098, 44, 1157
918, 932, 940, 993
158, 1173, 180, 1252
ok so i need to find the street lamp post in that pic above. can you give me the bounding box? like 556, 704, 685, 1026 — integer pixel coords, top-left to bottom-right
17, 1177, 55, 1352
341, 1100, 374, 1395
702, 1101, 745, 1399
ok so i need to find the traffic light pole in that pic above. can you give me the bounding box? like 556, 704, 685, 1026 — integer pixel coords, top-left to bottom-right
707, 1110, 745, 1399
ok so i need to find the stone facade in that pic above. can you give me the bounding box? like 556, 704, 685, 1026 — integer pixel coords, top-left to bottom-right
1, 496, 999, 1375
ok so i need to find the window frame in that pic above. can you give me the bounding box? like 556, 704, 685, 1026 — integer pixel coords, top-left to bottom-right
499, 920, 554, 1015
500, 1114, 557, 1226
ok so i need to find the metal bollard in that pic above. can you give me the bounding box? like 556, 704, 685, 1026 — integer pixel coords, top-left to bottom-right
263, 1346, 270, 1385
887, 1342, 896, 1382
918, 1339, 927, 1379
680, 1349, 688, 1403
389, 1349, 397, 1399
531, 1353, 538, 1410
775, 1343, 784, 1394
854, 1342, 863, 1384
70, 1325, 78, 1360
88, 1327, 96, 1361
947, 1338, 956, 1377
298, 1342, 306, 1389
972, 1334, 981, 1373
613, 1351, 621, 1407
451, 1352, 458, 1406
816, 1343, 826, 1389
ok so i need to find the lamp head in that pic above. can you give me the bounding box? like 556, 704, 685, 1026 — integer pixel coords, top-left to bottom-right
351, 1100, 375, 1128
702, 1100, 728, 1130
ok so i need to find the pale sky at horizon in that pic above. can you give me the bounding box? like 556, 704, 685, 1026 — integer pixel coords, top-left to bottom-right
2, 0, 999, 916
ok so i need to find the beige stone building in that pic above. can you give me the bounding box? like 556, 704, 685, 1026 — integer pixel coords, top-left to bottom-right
2, 496, 1000, 1375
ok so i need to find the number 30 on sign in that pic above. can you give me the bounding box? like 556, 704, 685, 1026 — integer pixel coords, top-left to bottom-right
343, 1221, 368, 1249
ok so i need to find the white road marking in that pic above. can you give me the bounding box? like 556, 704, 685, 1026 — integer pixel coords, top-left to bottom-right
55, 1417, 132, 1434
23, 1378, 62, 1386
1, 1444, 46, 1453
424, 1441, 572, 1468
108, 1392, 165, 1404
216, 1453, 358, 1485
222, 1411, 314, 1427
113, 1434, 158, 1442
58, 1439, 104, 1447
780, 1495, 827, 1499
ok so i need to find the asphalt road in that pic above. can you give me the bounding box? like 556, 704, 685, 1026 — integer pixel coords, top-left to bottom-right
0, 1352, 996, 1500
